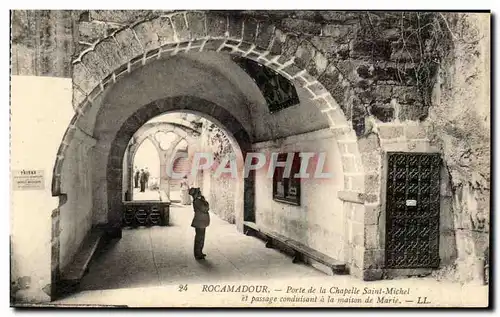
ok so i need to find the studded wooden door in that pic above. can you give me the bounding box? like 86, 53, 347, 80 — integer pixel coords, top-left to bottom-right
385, 152, 441, 269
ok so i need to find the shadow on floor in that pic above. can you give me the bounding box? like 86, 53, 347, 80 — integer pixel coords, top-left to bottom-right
71, 206, 326, 293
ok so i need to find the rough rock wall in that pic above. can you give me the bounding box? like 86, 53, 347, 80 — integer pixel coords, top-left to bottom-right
73, 10, 431, 136
428, 13, 490, 283
11, 10, 77, 77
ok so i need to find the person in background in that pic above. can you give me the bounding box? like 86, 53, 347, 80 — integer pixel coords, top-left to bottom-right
189, 187, 210, 260
139, 169, 146, 192
144, 167, 150, 189
134, 166, 140, 189
180, 176, 191, 205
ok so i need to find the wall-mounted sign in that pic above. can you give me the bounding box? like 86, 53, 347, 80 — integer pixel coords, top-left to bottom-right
406, 199, 417, 207
12, 170, 45, 191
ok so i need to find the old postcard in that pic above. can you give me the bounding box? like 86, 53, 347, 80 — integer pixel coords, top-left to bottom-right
10, 9, 491, 308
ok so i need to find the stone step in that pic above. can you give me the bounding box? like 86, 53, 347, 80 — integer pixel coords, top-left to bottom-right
243, 221, 347, 275
286, 240, 346, 274
60, 228, 105, 283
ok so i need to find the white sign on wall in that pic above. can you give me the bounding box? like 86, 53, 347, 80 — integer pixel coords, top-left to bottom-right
12, 170, 45, 191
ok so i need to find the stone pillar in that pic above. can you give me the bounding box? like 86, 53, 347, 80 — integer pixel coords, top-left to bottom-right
128, 143, 138, 200
160, 148, 174, 200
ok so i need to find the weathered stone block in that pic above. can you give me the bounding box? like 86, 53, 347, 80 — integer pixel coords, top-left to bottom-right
341, 155, 358, 173
278, 35, 300, 62
307, 82, 329, 97
72, 86, 86, 109
352, 102, 367, 136
369, 102, 395, 122
364, 225, 380, 250
381, 140, 409, 152
358, 133, 380, 152
408, 140, 430, 152
255, 22, 275, 50
78, 21, 110, 43
153, 17, 176, 45
364, 173, 380, 195
321, 24, 355, 41
114, 28, 143, 60
392, 85, 420, 103
91, 38, 124, 76
361, 151, 381, 173
307, 51, 328, 77
319, 64, 344, 100
243, 18, 258, 43
398, 103, 430, 122
372, 85, 394, 102
227, 14, 244, 39
381, 28, 400, 40
310, 37, 343, 55
269, 28, 286, 55
390, 41, 421, 62
171, 13, 190, 41
133, 22, 158, 51
363, 268, 384, 280
202, 39, 225, 51
207, 14, 227, 37
326, 108, 348, 127
364, 204, 380, 226
318, 11, 360, 23
281, 63, 302, 78
331, 126, 357, 141
186, 12, 207, 39
79, 53, 105, 83
405, 124, 427, 139
314, 97, 334, 112
363, 249, 384, 269
372, 66, 417, 85
351, 40, 392, 60
364, 193, 378, 203
281, 18, 321, 35
353, 244, 365, 268
351, 202, 365, 222
356, 64, 374, 79
89, 10, 155, 24
352, 223, 364, 247
338, 191, 365, 204
378, 125, 404, 139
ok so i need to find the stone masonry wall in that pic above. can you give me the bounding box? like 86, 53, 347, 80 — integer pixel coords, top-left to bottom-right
428, 13, 490, 284
11, 10, 77, 77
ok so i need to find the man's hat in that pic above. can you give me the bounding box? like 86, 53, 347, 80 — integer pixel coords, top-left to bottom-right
188, 187, 200, 196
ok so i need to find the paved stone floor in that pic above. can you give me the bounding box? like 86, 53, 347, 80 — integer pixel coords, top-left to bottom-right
132, 188, 160, 201
75, 203, 324, 290
54, 205, 489, 307
133, 188, 182, 202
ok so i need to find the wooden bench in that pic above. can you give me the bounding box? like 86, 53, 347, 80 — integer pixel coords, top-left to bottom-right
243, 221, 346, 275
60, 228, 105, 285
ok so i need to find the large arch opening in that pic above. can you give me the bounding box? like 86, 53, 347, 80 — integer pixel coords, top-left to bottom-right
51, 16, 365, 297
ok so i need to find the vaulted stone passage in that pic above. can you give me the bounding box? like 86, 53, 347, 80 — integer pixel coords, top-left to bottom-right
50, 11, 373, 283
123, 119, 202, 202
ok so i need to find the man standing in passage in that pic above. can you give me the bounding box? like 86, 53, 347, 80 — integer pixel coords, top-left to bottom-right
144, 167, 150, 189
139, 169, 146, 192
189, 187, 210, 259
134, 167, 140, 189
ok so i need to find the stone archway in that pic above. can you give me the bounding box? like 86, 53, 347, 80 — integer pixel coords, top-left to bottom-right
126, 122, 200, 200
105, 96, 251, 238
51, 11, 378, 281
